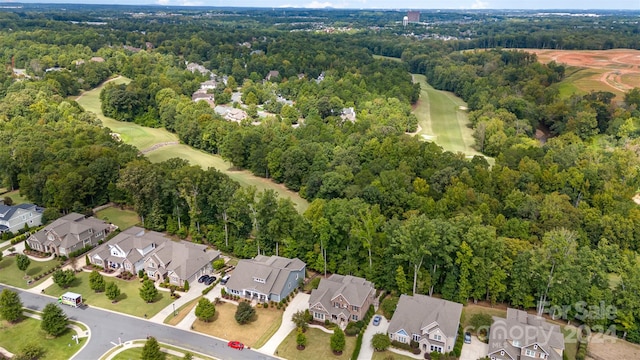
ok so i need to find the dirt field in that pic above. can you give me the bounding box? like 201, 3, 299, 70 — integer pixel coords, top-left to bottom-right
588, 332, 640, 360
526, 49, 640, 98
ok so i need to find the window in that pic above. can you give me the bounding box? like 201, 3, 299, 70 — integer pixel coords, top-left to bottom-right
288, 283, 291, 289
412, 334, 421, 341
397, 336, 406, 343
500, 351, 504, 356
315, 312, 324, 320
352, 305, 359, 311
352, 314, 358, 321
430, 345, 443, 353
296, 274, 299, 280
434, 334, 442, 341
253, 277, 266, 284
513, 340, 520, 347
533, 344, 538, 350
525, 349, 535, 357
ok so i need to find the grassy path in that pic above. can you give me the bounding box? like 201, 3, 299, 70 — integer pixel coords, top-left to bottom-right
411, 74, 485, 158
74, 77, 309, 213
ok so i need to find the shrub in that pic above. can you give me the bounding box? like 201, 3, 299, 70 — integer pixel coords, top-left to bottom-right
381, 297, 399, 319
235, 302, 256, 324
345, 322, 360, 336
372, 333, 391, 351
296, 329, 307, 348
183, 280, 189, 292
213, 259, 225, 270
469, 313, 493, 336
310, 277, 321, 290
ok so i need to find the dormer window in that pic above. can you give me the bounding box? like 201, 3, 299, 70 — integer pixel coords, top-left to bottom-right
253, 277, 265, 284
500, 351, 504, 356
533, 344, 538, 350
513, 340, 520, 347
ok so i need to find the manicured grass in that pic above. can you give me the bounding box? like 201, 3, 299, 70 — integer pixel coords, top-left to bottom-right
461, 304, 507, 332
44, 272, 173, 318
0, 256, 62, 288
2, 189, 30, 205
147, 144, 309, 213
253, 309, 283, 349
192, 301, 283, 347
562, 326, 579, 360
76, 77, 309, 214
164, 296, 200, 325
411, 74, 485, 159
556, 67, 626, 100
371, 350, 418, 360
373, 54, 402, 62
111, 346, 182, 360
276, 327, 356, 360
0, 318, 84, 359
95, 206, 140, 230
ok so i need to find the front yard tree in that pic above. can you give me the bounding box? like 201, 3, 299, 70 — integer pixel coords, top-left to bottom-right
296, 329, 307, 349
41, 303, 68, 337
89, 270, 106, 292
0, 289, 23, 323
292, 310, 309, 332
330, 327, 346, 354
52, 269, 76, 288
16, 254, 30, 275
141, 336, 165, 360
371, 333, 391, 351
195, 298, 215, 322
105, 282, 121, 302
234, 301, 256, 324
139, 279, 158, 303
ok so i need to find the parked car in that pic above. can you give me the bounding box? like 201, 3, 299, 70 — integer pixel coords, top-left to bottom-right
198, 275, 210, 283
220, 275, 230, 285
204, 276, 216, 285
372, 315, 382, 326
228, 341, 244, 350
464, 332, 472, 344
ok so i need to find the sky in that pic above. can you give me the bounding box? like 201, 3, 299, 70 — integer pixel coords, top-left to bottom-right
9, 0, 640, 9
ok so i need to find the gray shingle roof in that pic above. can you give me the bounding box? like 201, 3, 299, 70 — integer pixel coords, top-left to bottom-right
309, 274, 375, 310
226, 255, 305, 296
387, 294, 463, 340
488, 308, 564, 360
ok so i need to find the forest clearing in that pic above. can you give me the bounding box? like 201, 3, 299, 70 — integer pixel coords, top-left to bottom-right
74, 78, 309, 213
526, 49, 640, 99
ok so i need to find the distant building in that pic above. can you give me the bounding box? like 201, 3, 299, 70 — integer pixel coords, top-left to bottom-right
403, 16, 409, 27
265, 70, 280, 81
407, 11, 420, 23
90, 57, 105, 63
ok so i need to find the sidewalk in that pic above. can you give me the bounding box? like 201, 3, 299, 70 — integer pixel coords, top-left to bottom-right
258, 292, 310, 355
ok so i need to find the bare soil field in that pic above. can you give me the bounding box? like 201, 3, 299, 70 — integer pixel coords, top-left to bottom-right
588, 332, 640, 360
525, 49, 640, 98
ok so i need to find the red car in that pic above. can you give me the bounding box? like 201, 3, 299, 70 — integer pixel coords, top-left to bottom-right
228, 341, 244, 350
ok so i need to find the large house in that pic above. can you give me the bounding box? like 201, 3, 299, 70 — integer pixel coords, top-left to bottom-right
309, 274, 376, 326
225, 255, 306, 303
0, 203, 43, 234
88, 226, 220, 287
387, 294, 463, 354
26, 213, 113, 256
488, 308, 565, 360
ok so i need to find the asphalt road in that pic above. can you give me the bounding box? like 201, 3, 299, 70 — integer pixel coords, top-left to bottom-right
1, 285, 278, 360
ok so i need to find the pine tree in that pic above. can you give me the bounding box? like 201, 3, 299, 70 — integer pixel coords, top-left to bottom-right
141, 336, 165, 360
41, 303, 68, 337
0, 289, 23, 323
139, 279, 158, 303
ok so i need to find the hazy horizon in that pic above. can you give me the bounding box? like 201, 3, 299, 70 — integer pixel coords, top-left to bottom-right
6, 1, 640, 10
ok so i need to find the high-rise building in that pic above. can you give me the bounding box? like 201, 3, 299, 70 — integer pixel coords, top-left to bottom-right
407, 11, 420, 23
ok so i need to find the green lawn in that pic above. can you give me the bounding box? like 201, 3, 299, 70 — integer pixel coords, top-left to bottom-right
562, 326, 578, 360
2, 189, 30, 205
373, 54, 402, 62
44, 272, 173, 318
111, 347, 182, 360
371, 350, 417, 360
95, 207, 140, 230
0, 256, 62, 289
411, 74, 486, 160
276, 327, 356, 360
0, 318, 84, 359
461, 304, 507, 332
75, 77, 309, 214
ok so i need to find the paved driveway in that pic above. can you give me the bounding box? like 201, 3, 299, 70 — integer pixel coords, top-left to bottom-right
460, 336, 488, 360
258, 292, 310, 355
359, 315, 389, 360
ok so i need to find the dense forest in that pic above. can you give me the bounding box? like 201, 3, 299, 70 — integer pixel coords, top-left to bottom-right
2, 5, 640, 344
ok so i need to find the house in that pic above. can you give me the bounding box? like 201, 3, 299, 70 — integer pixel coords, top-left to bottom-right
186, 62, 209, 75
387, 294, 463, 354
225, 255, 306, 303
0, 203, 43, 234
26, 213, 113, 256
265, 70, 280, 81
192, 90, 214, 102
214, 106, 248, 123
200, 80, 217, 90
340, 107, 356, 123
309, 274, 376, 326
90, 57, 105, 63
88, 226, 220, 287
487, 308, 565, 360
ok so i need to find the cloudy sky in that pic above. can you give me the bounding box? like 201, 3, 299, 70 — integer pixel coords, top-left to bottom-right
11, 0, 640, 9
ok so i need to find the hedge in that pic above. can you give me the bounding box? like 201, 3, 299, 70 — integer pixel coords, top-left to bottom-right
351, 331, 364, 360
452, 326, 463, 357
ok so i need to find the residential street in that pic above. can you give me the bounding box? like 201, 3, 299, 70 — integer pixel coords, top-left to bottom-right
0, 285, 279, 360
